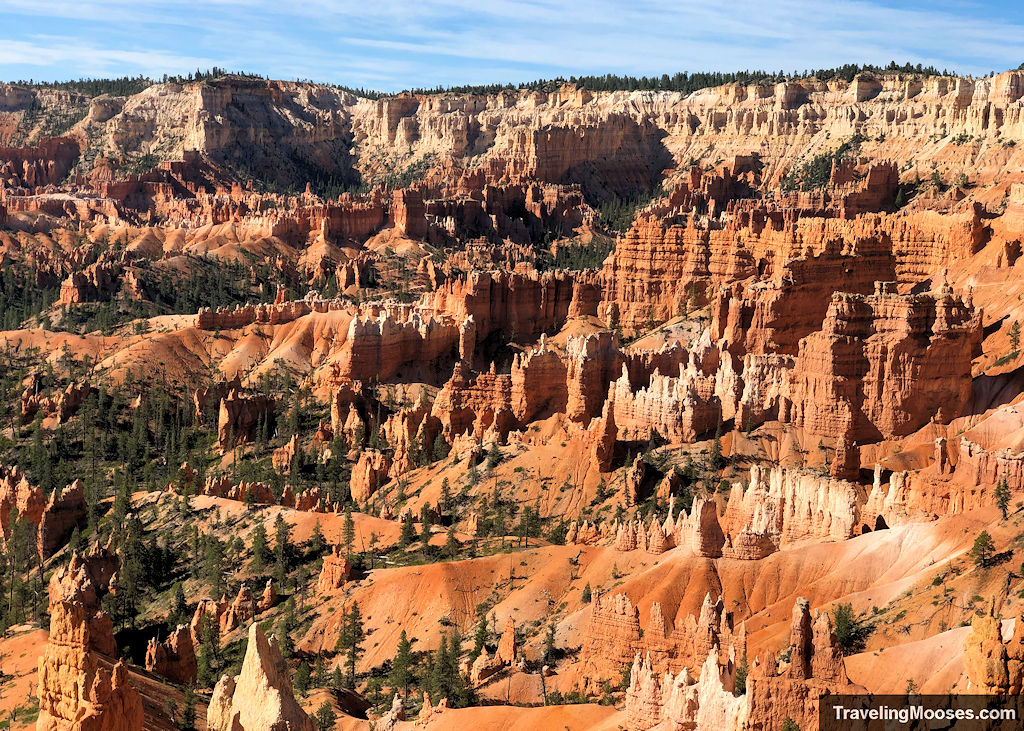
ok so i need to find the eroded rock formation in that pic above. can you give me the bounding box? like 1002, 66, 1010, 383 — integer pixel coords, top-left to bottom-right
37, 544, 144, 731
208, 623, 314, 731
144, 625, 198, 686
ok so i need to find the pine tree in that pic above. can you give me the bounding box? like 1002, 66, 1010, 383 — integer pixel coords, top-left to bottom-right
444, 525, 459, 559
202, 535, 225, 597
486, 441, 502, 470
196, 640, 213, 687
250, 522, 269, 571
1011, 321, 1022, 354
420, 505, 433, 550
710, 414, 723, 470
471, 614, 489, 663
180, 687, 197, 730
972, 530, 995, 567
399, 512, 416, 547
68, 525, 83, 555
581, 582, 592, 603
274, 513, 291, 583
342, 508, 355, 556
430, 634, 452, 697
342, 601, 365, 688
430, 630, 470, 707
439, 478, 452, 515
314, 702, 337, 731
309, 518, 326, 556
432, 433, 449, 461
169, 582, 188, 625
294, 661, 311, 696
114, 516, 146, 628
277, 617, 294, 658
391, 629, 413, 698
313, 653, 327, 687
995, 476, 1011, 520
735, 654, 749, 694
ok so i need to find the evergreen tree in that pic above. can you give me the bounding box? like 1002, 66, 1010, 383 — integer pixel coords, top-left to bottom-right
390, 629, 413, 698
274, 513, 291, 583
250, 522, 269, 571
444, 525, 459, 559
430, 631, 470, 707
419, 505, 433, 550
294, 661, 311, 696
432, 433, 449, 461
340, 601, 365, 688
486, 441, 502, 470
196, 639, 214, 687
169, 582, 188, 626
202, 535, 225, 597
995, 476, 1011, 520
313, 653, 327, 687
972, 531, 995, 567
430, 633, 452, 697
832, 603, 868, 654
314, 702, 337, 731
710, 414, 723, 470
342, 507, 355, 556
309, 518, 326, 556
734, 654, 749, 695
399, 512, 416, 547
179, 687, 197, 731
471, 613, 489, 662
276, 617, 294, 658
439, 478, 452, 515
114, 517, 146, 627
68, 525, 83, 555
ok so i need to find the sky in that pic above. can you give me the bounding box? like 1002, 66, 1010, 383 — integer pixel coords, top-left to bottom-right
1, 0, 1023, 92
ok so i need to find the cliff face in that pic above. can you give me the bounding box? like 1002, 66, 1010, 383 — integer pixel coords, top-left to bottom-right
786, 283, 982, 442
624, 597, 858, 731
0, 137, 79, 187
8, 70, 1024, 193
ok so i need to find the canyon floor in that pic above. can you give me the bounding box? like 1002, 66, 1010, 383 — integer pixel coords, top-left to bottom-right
0, 67, 1023, 730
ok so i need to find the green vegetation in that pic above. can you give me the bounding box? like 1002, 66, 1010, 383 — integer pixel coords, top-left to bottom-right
10, 76, 154, 97
0, 266, 60, 330
401, 62, 949, 96
535, 238, 615, 271
972, 531, 995, 567
8, 61, 952, 105
595, 187, 664, 232
734, 654, 749, 695
995, 476, 1011, 520
781, 135, 864, 192
832, 603, 872, 655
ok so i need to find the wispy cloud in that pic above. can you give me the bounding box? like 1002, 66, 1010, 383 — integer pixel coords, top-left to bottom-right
1, 0, 1023, 90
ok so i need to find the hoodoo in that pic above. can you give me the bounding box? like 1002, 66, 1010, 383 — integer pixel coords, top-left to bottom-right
2, 46, 1023, 731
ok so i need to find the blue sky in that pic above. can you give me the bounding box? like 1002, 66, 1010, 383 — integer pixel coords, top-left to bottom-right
1, 1, 1023, 92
